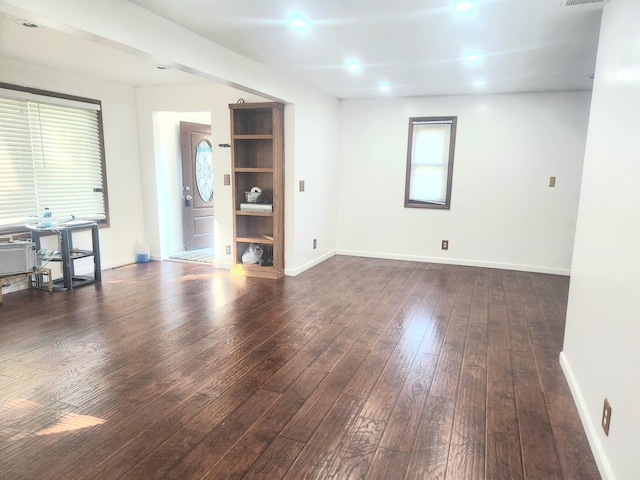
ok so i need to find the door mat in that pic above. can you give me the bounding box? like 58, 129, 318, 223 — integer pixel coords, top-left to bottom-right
168, 249, 215, 264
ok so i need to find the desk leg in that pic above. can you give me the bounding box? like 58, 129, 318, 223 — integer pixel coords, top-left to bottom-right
92, 224, 102, 283
59, 229, 73, 290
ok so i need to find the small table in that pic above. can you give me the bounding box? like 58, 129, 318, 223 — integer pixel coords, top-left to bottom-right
30, 221, 101, 291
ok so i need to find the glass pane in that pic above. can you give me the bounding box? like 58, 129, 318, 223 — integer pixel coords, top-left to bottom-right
413, 123, 451, 166
195, 140, 213, 202
410, 165, 447, 204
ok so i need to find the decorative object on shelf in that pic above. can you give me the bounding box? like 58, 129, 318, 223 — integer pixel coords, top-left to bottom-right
245, 186, 262, 203
240, 203, 272, 213
242, 243, 263, 264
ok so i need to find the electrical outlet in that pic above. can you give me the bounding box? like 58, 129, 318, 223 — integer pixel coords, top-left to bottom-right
602, 398, 612, 436
225, 245, 231, 255
313, 239, 317, 249
442, 240, 449, 250
299, 180, 305, 192
224, 174, 230, 186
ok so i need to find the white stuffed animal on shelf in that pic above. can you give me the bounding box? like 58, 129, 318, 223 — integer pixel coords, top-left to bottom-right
241, 243, 264, 264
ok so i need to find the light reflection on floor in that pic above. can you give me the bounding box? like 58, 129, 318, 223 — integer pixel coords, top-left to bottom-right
35, 412, 106, 436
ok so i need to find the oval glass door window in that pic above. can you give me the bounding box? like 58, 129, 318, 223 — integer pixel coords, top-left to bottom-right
195, 140, 213, 202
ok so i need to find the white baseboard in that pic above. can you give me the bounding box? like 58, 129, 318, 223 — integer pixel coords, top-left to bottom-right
101, 257, 138, 270
559, 351, 615, 480
334, 249, 570, 276
285, 250, 336, 276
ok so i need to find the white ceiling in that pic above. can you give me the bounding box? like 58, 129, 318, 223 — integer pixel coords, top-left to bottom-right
0, 0, 604, 98
0, 11, 205, 87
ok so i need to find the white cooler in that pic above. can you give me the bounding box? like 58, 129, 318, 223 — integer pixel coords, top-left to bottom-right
0, 238, 37, 275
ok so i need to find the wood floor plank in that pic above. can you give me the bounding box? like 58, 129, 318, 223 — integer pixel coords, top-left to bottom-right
406, 394, 456, 479
377, 353, 437, 452
359, 339, 422, 422
118, 427, 206, 480
279, 346, 368, 443
365, 447, 410, 480
243, 436, 305, 480
428, 323, 467, 400
323, 415, 386, 479
515, 386, 564, 479
162, 388, 282, 480
552, 425, 601, 480
282, 394, 364, 479
0, 259, 598, 480
486, 432, 525, 480
445, 384, 486, 480
204, 366, 328, 478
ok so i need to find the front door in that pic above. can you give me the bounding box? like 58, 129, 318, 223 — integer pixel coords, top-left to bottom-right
180, 121, 213, 250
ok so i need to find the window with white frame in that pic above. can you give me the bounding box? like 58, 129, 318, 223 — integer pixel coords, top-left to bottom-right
0, 83, 108, 230
404, 116, 457, 209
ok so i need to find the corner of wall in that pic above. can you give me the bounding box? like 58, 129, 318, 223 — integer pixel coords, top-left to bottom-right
560, 351, 616, 480
284, 250, 336, 276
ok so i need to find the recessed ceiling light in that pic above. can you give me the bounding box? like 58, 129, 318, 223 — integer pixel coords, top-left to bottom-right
465, 53, 481, 62
474, 80, 486, 87
16, 19, 40, 28
289, 14, 308, 29
347, 61, 361, 72
379, 83, 391, 93
455, 1, 475, 11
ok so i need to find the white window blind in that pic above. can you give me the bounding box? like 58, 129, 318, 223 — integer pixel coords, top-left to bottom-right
0, 87, 107, 229
409, 121, 452, 204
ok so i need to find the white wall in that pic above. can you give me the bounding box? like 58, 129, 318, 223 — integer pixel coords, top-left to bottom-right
0, 57, 146, 269
285, 101, 341, 274
561, 0, 640, 478
337, 92, 591, 274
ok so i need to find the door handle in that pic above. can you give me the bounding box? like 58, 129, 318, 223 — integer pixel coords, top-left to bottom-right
185, 194, 193, 206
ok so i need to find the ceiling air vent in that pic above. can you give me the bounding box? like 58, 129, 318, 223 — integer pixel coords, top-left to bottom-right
562, 0, 607, 6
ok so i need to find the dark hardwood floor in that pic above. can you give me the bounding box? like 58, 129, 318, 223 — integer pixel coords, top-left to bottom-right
0, 256, 600, 479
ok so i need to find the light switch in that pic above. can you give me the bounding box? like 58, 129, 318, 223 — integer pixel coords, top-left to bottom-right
549, 176, 556, 187
224, 174, 230, 186
299, 180, 305, 192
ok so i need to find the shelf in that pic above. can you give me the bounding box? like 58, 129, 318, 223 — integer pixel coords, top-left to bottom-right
234, 167, 273, 173
236, 236, 274, 245
232, 263, 282, 279
45, 249, 96, 262
232, 134, 273, 140
52, 275, 96, 291
235, 210, 274, 217
232, 139, 274, 169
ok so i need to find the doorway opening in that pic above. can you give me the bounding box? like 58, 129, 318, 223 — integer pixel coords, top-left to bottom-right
180, 121, 214, 250
152, 111, 213, 262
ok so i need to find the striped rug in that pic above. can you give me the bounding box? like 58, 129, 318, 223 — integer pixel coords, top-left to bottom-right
168, 248, 215, 264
